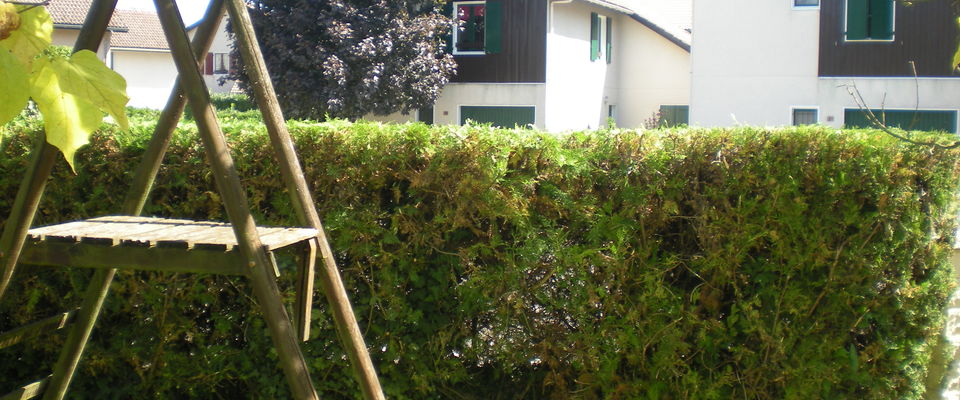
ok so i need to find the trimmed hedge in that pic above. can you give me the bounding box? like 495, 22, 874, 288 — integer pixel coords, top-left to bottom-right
1, 111, 959, 399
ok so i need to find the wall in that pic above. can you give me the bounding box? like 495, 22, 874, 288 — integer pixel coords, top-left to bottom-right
817, 77, 960, 130
690, 0, 820, 127
544, 1, 617, 131
51, 28, 110, 61
451, 0, 548, 83
431, 83, 546, 128
616, 15, 690, 129
111, 50, 179, 109
819, 0, 960, 77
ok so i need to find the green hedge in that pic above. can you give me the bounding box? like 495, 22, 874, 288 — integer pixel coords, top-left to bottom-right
1, 112, 959, 399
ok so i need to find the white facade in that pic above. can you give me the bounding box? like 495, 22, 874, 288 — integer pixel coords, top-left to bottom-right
110, 50, 179, 109
689, 0, 960, 130
435, 83, 547, 127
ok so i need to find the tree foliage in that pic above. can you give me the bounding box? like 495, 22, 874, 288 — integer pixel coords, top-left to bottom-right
233, 0, 456, 120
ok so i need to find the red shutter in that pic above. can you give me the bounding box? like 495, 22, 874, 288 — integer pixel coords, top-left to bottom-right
204, 52, 214, 75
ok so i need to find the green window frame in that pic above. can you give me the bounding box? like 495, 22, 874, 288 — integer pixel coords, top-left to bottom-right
460, 106, 536, 128
449, 0, 502, 55
659, 105, 689, 128
846, 0, 894, 41
843, 109, 958, 133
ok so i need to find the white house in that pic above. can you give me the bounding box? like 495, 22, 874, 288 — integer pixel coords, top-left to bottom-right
46, 0, 237, 109
377, 0, 692, 131
689, 0, 960, 132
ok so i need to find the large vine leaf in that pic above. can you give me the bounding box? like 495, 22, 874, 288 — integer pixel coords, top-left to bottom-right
0, 48, 29, 125
52, 50, 130, 130
29, 57, 102, 172
954, 18, 960, 70
0, 4, 52, 68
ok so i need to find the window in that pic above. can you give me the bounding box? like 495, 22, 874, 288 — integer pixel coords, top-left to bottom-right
794, 0, 819, 7
659, 105, 689, 128
205, 52, 230, 75
590, 13, 611, 62
792, 108, 819, 125
451, 1, 501, 55
214, 53, 229, 74
460, 106, 535, 127
843, 109, 958, 133
846, 0, 894, 41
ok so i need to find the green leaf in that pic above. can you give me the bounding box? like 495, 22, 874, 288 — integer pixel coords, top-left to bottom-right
51, 50, 130, 130
0, 48, 29, 125
0, 4, 52, 68
29, 57, 102, 172
953, 18, 960, 70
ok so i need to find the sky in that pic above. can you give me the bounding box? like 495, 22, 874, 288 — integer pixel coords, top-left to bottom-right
116, 0, 211, 25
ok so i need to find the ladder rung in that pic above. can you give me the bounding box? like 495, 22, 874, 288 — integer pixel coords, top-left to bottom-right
0, 376, 49, 400
0, 309, 78, 350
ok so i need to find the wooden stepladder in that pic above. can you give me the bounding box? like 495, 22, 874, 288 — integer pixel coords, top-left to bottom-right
0, 0, 385, 399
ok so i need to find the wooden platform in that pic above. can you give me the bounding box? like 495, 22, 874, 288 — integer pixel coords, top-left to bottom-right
19, 216, 318, 276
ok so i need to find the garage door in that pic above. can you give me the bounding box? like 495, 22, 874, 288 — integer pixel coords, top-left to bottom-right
460, 106, 536, 128
844, 109, 958, 133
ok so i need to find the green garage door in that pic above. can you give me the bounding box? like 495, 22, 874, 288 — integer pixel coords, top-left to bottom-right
844, 109, 958, 133
460, 106, 536, 128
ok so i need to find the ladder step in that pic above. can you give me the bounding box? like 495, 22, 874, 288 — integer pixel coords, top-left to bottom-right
0, 376, 49, 400
0, 309, 78, 350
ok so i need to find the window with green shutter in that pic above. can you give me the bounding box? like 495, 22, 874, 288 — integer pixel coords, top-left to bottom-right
846, 0, 894, 40
843, 109, 957, 133
450, 1, 502, 55
460, 106, 536, 128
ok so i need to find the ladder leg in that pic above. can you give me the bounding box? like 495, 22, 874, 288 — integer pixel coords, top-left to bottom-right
154, 1, 317, 398
0, 140, 58, 300
225, 1, 385, 398
44, 3, 229, 399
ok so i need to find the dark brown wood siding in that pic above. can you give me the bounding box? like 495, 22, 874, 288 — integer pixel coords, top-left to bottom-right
819, 0, 960, 77
451, 0, 548, 83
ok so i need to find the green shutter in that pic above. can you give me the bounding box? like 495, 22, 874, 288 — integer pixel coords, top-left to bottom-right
605, 16, 612, 64
443, 2, 453, 54
590, 12, 600, 61
868, 0, 894, 40
659, 105, 689, 128
485, 0, 502, 54
843, 109, 958, 133
461, 106, 536, 128
846, 0, 868, 40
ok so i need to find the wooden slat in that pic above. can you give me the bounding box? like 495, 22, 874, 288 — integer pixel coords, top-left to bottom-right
0, 377, 49, 400
295, 239, 317, 342
0, 310, 77, 350
27, 217, 316, 250
20, 241, 248, 276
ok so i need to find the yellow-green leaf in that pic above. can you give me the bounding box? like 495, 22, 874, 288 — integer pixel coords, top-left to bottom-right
50, 50, 129, 130
0, 4, 52, 68
0, 48, 29, 125
953, 18, 960, 70
29, 57, 102, 172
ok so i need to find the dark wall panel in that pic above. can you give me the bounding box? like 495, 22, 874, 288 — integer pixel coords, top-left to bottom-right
452, 0, 548, 83
819, 0, 960, 77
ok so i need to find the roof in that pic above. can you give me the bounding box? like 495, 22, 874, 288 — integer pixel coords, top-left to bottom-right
39, 0, 126, 30
111, 10, 169, 50
581, 0, 692, 51
30, 0, 174, 50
